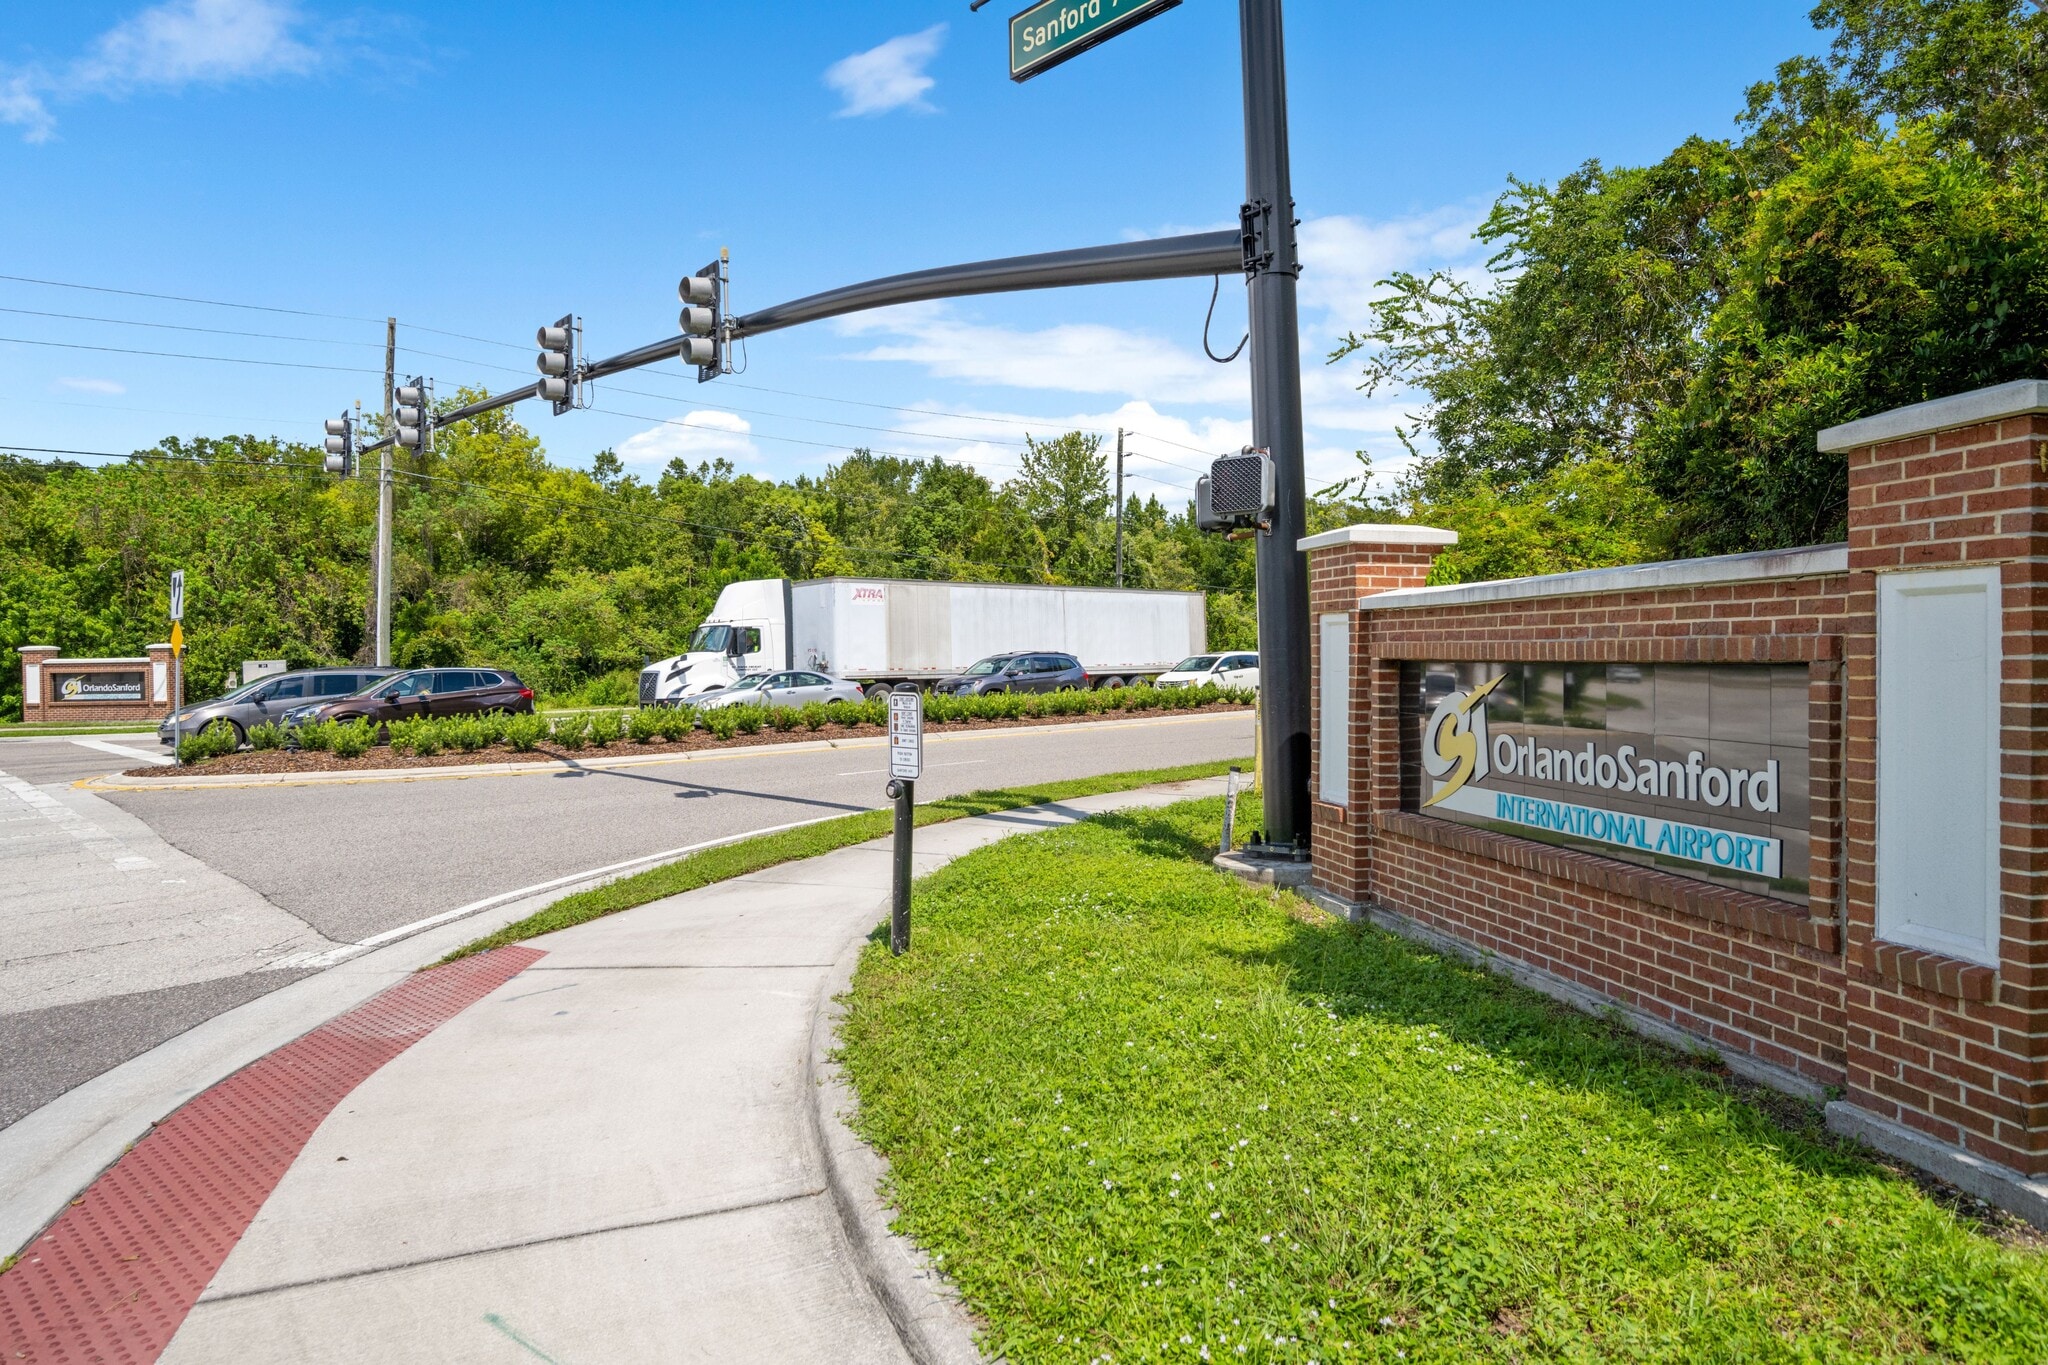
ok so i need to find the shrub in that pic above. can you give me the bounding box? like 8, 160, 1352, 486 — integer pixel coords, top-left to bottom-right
176, 717, 240, 764
505, 712, 548, 752
702, 707, 740, 740
295, 719, 335, 751
551, 715, 588, 750
797, 701, 829, 731
732, 704, 764, 735
627, 706, 666, 743
657, 704, 697, 739
247, 721, 285, 751
585, 709, 625, 748
766, 704, 800, 731
389, 716, 439, 756
329, 718, 376, 759
448, 716, 492, 753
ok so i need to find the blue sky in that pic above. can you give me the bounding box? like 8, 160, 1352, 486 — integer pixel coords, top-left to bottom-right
2, 1, 1823, 503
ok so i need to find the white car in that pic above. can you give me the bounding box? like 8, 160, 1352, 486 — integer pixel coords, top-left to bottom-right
691, 669, 868, 711
1154, 652, 1259, 693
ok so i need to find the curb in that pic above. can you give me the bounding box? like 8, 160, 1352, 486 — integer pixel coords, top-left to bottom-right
807, 927, 990, 1365
82, 711, 1251, 792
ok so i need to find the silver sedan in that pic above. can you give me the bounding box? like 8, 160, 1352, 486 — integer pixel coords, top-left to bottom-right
692, 669, 869, 711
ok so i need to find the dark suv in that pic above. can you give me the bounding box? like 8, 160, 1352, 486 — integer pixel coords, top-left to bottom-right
283, 667, 535, 727
158, 667, 396, 747
933, 652, 1088, 696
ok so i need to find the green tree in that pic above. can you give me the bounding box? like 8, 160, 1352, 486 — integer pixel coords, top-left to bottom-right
1010, 432, 1110, 581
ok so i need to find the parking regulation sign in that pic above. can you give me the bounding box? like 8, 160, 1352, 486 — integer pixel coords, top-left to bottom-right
889, 689, 924, 780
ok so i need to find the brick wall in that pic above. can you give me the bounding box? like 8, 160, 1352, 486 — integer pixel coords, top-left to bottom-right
19, 646, 175, 723
1303, 382, 2048, 1181
1837, 407, 2048, 1172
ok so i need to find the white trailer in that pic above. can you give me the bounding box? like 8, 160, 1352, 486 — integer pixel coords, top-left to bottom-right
639, 577, 1207, 704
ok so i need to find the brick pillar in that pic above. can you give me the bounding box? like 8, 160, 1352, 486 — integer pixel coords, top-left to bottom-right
17, 646, 57, 723
145, 643, 174, 719
1297, 525, 1458, 910
1821, 379, 2048, 1173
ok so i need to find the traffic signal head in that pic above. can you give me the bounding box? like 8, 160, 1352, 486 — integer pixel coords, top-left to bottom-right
535, 315, 580, 414
679, 260, 723, 383
394, 378, 430, 450
322, 413, 353, 475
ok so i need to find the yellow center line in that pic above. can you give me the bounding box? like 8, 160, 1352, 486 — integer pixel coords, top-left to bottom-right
76, 712, 1253, 794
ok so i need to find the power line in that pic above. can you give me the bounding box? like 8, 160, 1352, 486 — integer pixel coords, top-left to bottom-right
0, 273, 382, 323
0, 335, 380, 375
0, 305, 386, 349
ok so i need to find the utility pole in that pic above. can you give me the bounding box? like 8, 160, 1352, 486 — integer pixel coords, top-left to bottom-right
1239, 0, 1310, 850
377, 317, 395, 667
1114, 426, 1126, 588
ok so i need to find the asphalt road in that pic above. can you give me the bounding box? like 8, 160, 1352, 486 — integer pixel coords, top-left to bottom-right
0, 713, 1252, 1128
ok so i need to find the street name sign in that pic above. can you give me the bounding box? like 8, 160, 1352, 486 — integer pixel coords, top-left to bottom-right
889, 690, 924, 780
1009, 0, 1181, 82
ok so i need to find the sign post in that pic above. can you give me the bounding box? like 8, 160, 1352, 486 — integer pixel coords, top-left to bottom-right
168, 571, 185, 766
886, 684, 924, 956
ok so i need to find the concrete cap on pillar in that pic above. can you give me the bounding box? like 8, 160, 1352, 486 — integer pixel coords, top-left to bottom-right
1816, 378, 2048, 452
1296, 523, 1458, 552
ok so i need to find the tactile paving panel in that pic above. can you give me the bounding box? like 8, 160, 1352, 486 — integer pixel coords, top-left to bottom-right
0, 945, 544, 1364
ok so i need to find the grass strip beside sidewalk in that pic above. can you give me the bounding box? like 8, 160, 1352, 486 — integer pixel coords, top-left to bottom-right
440, 758, 1245, 964
838, 796, 2048, 1364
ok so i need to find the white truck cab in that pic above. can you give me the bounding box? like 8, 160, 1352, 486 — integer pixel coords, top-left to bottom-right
638, 579, 789, 704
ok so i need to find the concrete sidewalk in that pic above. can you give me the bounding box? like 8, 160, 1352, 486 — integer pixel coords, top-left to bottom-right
136, 775, 1225, 1363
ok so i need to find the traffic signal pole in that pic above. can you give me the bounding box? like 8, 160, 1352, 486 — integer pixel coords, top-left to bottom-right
377, 317, 394, 668
1238, 0, 1310, 851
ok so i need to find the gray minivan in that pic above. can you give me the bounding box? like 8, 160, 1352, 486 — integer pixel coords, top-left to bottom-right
158, 667, 397, 747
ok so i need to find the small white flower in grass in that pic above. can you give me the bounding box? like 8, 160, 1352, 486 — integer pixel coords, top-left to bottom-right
1659, 1164, 1669, 1171
1103, 1179, 1113, 1190
1259, 1103, 1269, 1111
1210, 1211, 1222, 1220
1380, 1317, 1395, 1327
1261, 1234, 1271, 1243
1172, 1173, 1181, 1181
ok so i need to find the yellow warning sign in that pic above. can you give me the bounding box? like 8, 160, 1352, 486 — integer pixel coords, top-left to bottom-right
169, 621, 184, 656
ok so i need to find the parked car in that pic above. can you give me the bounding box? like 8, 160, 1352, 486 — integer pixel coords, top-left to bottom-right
158, 667, 398, 747
691, 669, 867, 711
931, 652, 1088, 696
1155, 652, 1260, 693
282, 667, 535, 728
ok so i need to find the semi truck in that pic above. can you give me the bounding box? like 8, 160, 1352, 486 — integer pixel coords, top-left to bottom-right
638, 577, 1208, 705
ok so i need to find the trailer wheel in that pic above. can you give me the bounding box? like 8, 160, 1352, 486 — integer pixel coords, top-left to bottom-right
1097, 675, 1125, 690
864, 683, 892, 703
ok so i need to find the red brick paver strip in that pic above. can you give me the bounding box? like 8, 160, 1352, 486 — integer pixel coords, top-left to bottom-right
0, 946, 545, 1364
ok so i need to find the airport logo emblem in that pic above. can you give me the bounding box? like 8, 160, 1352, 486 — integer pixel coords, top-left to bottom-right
1420, 674, 1504, 808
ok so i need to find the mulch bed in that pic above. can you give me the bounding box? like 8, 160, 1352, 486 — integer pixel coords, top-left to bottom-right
125, 702, 1253, 778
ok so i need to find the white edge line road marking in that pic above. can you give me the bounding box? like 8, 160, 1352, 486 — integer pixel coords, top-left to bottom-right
70, 737, 171, 766
836, 759, 987, 777
268, 811, 850, 971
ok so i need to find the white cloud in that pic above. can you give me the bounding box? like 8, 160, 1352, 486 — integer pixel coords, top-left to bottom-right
615, 409, 759, 466
1296, 205, 1489, 323
55, 377, 126, 395
835, 302, 1244, 405
824, 24, 945, 117
3, 0, 321, 143
0, 76, 54, 143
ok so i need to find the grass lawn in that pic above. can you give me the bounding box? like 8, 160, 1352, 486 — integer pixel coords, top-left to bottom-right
442, 758, 1246, 962
838, 796, 2048, 1364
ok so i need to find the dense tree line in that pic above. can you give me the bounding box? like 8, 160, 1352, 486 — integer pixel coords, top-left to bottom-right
1333, 0, 2048, 577
11, 1, 2039, 719
0, 411, 1378, 719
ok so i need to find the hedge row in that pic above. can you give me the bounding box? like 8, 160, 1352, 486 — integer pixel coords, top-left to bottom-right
171, 683, 1250, 765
